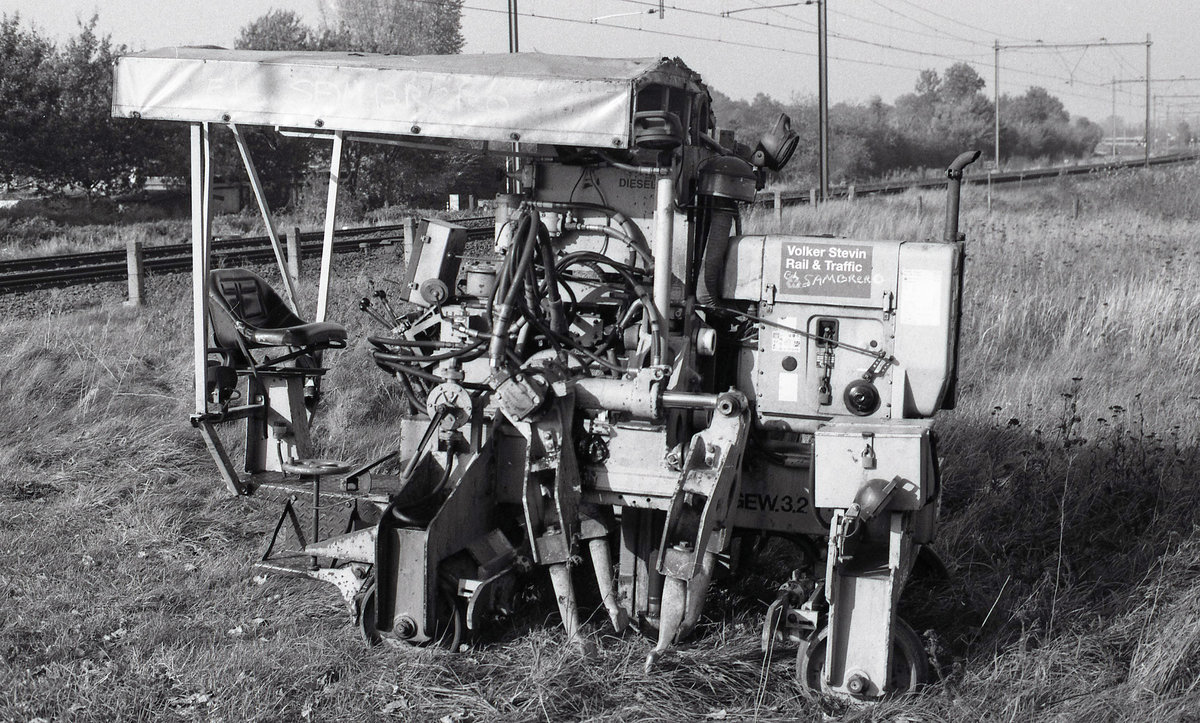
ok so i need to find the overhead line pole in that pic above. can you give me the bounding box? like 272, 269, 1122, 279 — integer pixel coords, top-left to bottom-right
1146, 35, 1152, 167
1108, 72, 1200, 164
994, 41, 1000, 169
507, 0, 519, 194
816, 0, 829, 201
1152, 94, 1200, 148
508, 0, 519, 52
725, 1, 827, 201
994, 38, 1150, 167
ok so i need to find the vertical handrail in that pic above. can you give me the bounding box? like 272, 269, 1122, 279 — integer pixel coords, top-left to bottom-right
316, 130, 344, 322
190, 123, 214, 414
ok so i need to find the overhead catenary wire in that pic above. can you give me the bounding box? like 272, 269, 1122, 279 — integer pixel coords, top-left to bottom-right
462, 0, 1093, 91
443, 0, 1143, 122
606, 0, 1129, 107
892, 0, 1039, 44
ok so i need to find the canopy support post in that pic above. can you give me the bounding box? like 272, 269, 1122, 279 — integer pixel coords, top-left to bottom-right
191, 122, 214, 415
316, 130, 344, 322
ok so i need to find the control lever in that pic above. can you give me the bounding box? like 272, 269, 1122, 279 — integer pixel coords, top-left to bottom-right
359, 297, 393, 328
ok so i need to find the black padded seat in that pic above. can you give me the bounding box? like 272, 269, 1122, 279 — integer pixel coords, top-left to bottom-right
208, 268, 347, 366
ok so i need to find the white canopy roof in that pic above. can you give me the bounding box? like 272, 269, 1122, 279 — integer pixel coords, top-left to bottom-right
112, 48, 704, 149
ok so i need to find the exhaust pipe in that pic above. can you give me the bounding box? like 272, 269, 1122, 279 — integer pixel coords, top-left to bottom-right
943, 150, 981, 243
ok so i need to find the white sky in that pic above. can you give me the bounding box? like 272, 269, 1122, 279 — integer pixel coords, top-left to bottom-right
4, 0, 1195, 126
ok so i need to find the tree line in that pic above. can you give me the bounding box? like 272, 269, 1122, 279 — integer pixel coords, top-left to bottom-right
716, 63, 1106, 188
1, 6, 1106, 208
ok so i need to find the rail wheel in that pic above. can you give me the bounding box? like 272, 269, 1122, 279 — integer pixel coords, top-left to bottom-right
796, 617, 929, 697
356, 581, 465, 651
356, 581, 383, 646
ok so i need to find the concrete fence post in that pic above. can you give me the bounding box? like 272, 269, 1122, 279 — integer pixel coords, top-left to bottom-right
286, 227, 302, 288
809, 188, 818, 206
848, 184, 856, 201
773, 189, 783, 225
403, 216, 417, 266
125, 239, 144, 307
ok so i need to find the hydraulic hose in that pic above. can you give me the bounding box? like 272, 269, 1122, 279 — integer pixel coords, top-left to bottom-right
368, 338, 486, 364
556, 251, 668, 367
529, 200, 648, 253
371, 355, 488, 389
537, 226, 567, 335
565, 223, 652, 267
487, 212, 532, 323
489, 209, 541, 366
695, 199, 738, 307
515, 297, 630, 375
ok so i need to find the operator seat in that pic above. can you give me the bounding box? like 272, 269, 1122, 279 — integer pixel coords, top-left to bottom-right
207, 268, 347, 368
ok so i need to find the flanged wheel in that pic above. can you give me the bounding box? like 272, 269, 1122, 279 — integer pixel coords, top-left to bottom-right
356, 581, 465, 651
796, 617, 929, 696
356, 581, 383, 646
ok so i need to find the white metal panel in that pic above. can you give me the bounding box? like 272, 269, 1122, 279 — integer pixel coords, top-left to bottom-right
112, 49, 693, 148
316, 131, 344, 323
190, 123, 212, 415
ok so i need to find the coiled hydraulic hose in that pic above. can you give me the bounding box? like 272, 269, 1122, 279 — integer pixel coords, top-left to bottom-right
489, 208, 542, 366
556, 250, 668, 367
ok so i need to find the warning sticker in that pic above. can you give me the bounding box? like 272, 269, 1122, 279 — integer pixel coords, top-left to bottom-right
780, 240, 876, 298
770, 316, 806, 353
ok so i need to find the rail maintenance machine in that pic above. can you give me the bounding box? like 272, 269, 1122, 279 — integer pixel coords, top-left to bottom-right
113, 48, 979, 698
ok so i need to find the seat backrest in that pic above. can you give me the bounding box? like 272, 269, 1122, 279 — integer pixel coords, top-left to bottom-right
207, 269, 303, 354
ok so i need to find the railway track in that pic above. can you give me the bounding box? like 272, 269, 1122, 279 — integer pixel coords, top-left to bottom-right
3, 151, 1196, 293
767, 150, 1200, 207
0, 217, 494, 293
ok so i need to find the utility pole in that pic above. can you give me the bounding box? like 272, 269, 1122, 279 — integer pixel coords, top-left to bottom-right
725, 2, 826, 200
1109, 72, 1200, 163
1111, 78, 1117, 157
994, 41, 1000, 169
508, 0, 519, 53
994, 39, 1149, 166
1145, 34, 1152, 166
507, 0, 519, 194
1152, 94, 1200, 149
816, 0, 828, 201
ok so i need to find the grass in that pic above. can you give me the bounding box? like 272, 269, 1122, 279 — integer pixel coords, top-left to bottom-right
5, 164, 1200, 721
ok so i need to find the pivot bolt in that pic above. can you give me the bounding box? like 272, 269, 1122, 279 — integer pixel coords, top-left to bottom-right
845, 672, 870, 696
395, 616, 417, 639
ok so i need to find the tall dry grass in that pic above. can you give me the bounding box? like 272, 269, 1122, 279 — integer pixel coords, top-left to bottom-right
3, 165, 1200, 720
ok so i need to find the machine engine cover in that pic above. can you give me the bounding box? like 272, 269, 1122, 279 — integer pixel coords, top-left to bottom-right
722, 235, 961, 431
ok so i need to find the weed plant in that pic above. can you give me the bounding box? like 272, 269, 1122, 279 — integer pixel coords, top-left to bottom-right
4, 167, 1200, 720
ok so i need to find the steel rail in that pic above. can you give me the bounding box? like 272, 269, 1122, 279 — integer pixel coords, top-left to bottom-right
0, 221, 494, 293
762, 150, 1200, 208
0, 223, 415, 273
